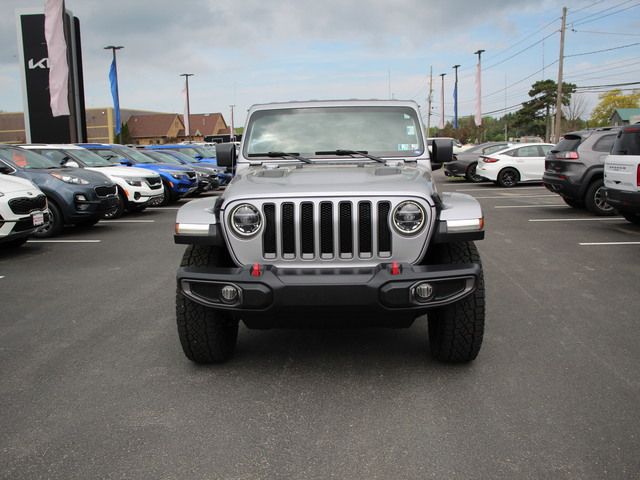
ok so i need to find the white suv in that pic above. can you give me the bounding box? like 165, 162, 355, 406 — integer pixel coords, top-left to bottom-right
604, 125, 640, 225
20, 144, 164, 218
0, 173, 49, 248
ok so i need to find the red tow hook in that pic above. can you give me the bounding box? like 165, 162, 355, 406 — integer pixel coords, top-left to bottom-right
251, 263, 262, 277
390, 262, 401, 276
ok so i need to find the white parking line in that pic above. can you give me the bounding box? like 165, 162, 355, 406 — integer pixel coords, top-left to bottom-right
475, 194, 558, 199
580, 242, 640, 246
27, 240, 101, 243
495, 204, 566, 209
147, 207, 180, 210
529, 217, 624, 222
454, 186, 545, 192
101, 219, 156, 223
0, 276, 5, 280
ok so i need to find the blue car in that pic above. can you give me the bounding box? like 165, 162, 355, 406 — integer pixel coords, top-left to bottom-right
78, 144, 197, 205
147, 144, 232, 185
145, 145, 232, 186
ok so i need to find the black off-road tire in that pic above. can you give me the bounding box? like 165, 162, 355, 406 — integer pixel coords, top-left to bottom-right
465, 163, 484, 183
497, 168, 519, 188
160, 182, 174, 206
585, 179, 615, 216
33, 201, 63, 238
562, 196, 584, 209
621, 211, 640, 225
176, 245, 239, 364
425, 241, 485, 363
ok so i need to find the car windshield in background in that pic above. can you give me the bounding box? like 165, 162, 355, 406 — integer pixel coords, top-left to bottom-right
171, 147, 202, 159
0, 147, 59, 169
198, 146, 217, 157
164, 150, 200, 164
145, 151, 183, 165
68, 148, 114, 167
244, 106, 424, 158
116, 147, 156, 164
554, 135, 582, 152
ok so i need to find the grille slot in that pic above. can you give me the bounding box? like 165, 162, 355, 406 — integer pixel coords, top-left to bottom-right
281, 203, 295, 257
339, 202, 353, 257
300, 202, 314, 257
9, 195, 47, 215
358, 202, 372, 256
263, 204, 276, 258
320, 202, 333, 256
378, 202, 392, 255
95, 185, 117, 197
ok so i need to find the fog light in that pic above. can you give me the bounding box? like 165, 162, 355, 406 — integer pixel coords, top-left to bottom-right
75, 194, 87, 202
220, 285, 239, 303
414, 282, 434, 301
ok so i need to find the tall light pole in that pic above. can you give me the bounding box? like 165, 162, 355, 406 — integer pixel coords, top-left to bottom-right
474, 49, 485, 131
439, 73, 446, 130
104, 45, 123, 141
452, 64, 460, 129
180, 73, 194, 138
229, 104, 236, 142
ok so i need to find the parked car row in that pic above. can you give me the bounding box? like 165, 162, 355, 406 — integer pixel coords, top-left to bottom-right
0, 142, 232, 246
442, 125, 640, 225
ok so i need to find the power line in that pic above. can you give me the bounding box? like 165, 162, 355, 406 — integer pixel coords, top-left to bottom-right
569, 0, 635, 25
568, 0, 605, 16
565, 41, 640, 58
571, 29, 640, 36
483, 31, 558, 71
575, 80, 640, 89
572, 1, 640, 27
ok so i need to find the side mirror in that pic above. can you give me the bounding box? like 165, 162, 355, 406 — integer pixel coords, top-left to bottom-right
119, 158, 133, 166
0, 164, 14, 174
64, 160, 80, 168
429, 139, 453, 171
216, 143, 237, 168
195, 155, 203, 160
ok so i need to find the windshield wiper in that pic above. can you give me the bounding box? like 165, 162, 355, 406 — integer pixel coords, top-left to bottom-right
249, 152, 313, 164
315, 149, 385, 163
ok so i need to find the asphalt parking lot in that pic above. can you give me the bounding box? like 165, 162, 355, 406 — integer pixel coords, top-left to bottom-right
1, 171, 639, 480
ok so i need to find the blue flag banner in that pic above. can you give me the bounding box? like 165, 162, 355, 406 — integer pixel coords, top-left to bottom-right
453, 83, 458, 129
109, 59, 121, 135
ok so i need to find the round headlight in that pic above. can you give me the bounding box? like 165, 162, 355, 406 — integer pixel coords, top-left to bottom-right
230, 203, 262, 237
393, 201, 425, 235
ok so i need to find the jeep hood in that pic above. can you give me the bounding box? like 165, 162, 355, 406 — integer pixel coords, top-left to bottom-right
226, 163, 436, 199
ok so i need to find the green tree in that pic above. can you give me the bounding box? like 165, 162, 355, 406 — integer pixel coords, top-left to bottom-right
115, 122, 132, 144
512, 79, 576, 140
589, 89, 640, 127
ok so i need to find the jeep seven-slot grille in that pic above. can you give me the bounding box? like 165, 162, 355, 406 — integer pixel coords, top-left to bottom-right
9, 195, 47, 215
261, 200, 392, 260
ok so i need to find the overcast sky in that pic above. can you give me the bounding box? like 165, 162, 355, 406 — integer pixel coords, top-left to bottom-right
1, 0, 639, 127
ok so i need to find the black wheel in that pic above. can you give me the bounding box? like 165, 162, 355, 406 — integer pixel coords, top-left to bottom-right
585, 179, 615, 216
33, 201, 63, 238
160, 181, 175, 206
103, 192, 126, 219
2, 237, 28, 248
562, 197, 584, 209
497, 168, 519, 188
176, 245, 239, 364
465, 163, 484, 183
425, 242, 485, 363
621, 211, 640, 225
128, 204, 147, 213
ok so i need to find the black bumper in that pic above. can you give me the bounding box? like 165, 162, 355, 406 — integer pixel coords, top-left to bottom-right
177, 262, 480, 325
542, 172, 582, 199
603, 188, 640, 212
444, 161, 468, 177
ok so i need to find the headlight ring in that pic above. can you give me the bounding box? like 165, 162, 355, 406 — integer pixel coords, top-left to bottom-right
229, 203, 262, 237
392, 200, 426, 235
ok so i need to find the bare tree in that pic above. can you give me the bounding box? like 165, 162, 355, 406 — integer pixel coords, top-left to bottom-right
562, 93, 587, 130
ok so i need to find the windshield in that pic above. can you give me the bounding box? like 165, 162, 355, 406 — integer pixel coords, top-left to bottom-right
115, 146, 157, 164
0, 147, 59, 169
171, 147, 202, 159
163, 150, 199, 164
39, 148, 114, 167
612, 129, 640, 155
145, 150, 184, 165
244, 106, 424, 158
192, 146, 216, 158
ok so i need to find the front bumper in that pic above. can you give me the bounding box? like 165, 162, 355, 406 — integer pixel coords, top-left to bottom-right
178, 262, 481, 325
444, 161, 468, 177
603, 187, 640, 212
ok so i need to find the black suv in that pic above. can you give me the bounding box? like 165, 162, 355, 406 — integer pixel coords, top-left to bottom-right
0, 146, 118, 237
542, 127, 620, 215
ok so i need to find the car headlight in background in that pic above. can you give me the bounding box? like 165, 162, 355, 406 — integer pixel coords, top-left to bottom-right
230, 203, 262, 237
393, 201, 425, 235
50, 172, 89, 185
112, 175, 144, 186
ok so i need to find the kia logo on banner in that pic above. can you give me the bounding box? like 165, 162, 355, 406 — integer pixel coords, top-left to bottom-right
28, 58, 49, 70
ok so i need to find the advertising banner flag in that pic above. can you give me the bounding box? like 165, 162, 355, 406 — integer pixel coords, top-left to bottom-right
44, 0, 70, 116
109, 59, 121, 135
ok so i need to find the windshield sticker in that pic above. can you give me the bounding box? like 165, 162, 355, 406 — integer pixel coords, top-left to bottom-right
406, 125, 416, 136
398, 144, 419, 151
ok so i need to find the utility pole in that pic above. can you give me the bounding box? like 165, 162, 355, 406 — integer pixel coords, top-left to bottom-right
426, 66, 433, 137
554, 6, 567, 143
229, 104, 236, 142
180, 73, 194, 138
439, 73, 446, 130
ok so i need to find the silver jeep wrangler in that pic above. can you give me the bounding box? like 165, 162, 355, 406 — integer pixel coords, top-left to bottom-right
174, 100, 485, 363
